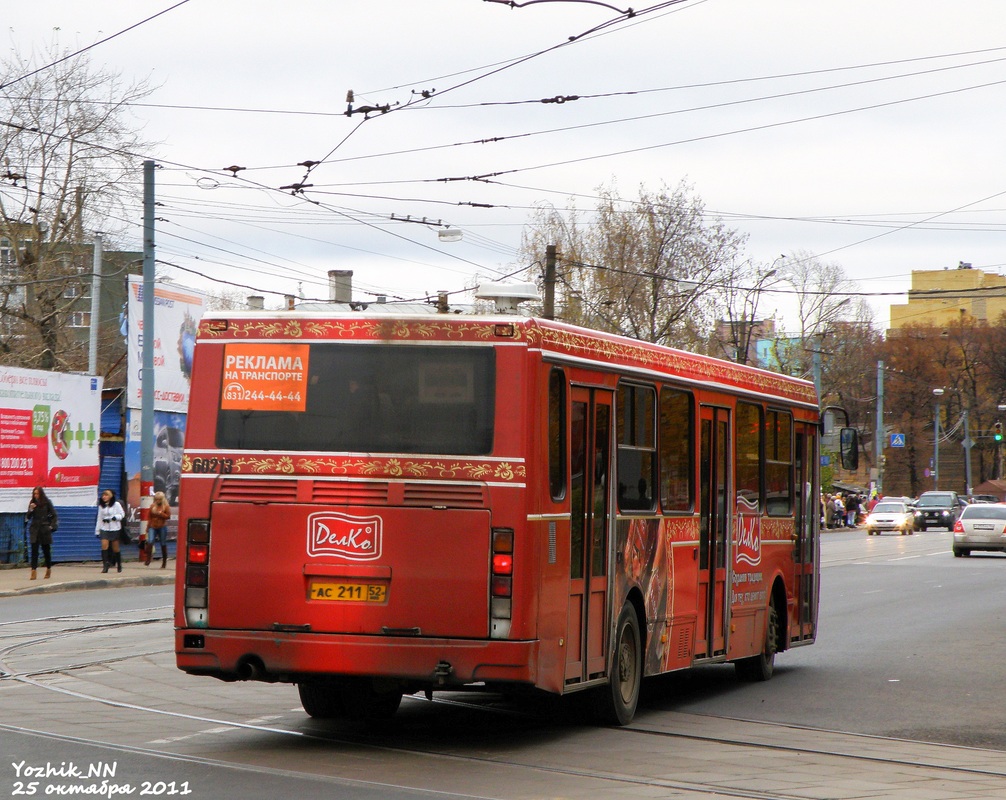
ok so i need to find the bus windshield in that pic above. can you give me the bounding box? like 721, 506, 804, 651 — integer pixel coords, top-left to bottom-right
215, 343, 496, 454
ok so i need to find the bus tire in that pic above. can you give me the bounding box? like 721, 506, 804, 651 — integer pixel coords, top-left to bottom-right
340, 679, 403, 720
595, 601, 642, 726
298, 681, 345, 719
736, 597, 778, 682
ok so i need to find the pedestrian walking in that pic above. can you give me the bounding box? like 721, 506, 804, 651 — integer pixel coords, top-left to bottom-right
147, 491, 171, 569
25, 486, 58, 580
96, 489, 126, 573
846, 494, 859, 528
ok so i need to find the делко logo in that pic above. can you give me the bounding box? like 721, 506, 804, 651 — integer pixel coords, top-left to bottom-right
307, 512, 382, 560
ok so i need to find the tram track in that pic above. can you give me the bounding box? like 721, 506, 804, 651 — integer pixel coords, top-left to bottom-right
0, 612, 171, 679
412, 693, 1006, 781
5, 612, 1006, 800
0, 718, 813, 800
5, 687, 1005, 800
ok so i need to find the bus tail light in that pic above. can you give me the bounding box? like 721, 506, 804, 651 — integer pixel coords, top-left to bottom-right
184, 519, 211, 629
490, 527, 513, 639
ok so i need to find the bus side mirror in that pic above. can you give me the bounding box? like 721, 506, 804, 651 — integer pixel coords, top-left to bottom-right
839, 427, 859, 471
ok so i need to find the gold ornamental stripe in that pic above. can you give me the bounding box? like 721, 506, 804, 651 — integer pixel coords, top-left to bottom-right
182, 453, 526, 482
760, 517, 799, 539
537, 326, 817, 406
199, 317, 527, 343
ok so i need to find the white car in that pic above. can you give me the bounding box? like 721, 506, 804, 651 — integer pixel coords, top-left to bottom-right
864, 501, 915, 535
953, 503, 1006, 556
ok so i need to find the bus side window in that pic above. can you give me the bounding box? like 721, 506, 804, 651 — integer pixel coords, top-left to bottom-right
766, 409, 793, 516
548, 369, 566, 501
736, 401, 762, 511
659, 387, 693, 512
617, 383, 656, 513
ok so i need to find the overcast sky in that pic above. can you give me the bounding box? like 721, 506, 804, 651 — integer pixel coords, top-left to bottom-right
6, 0, 1006, 328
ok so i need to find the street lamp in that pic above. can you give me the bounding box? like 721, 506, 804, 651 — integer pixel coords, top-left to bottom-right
438, 227, 463, 243
932, 388, 944, 490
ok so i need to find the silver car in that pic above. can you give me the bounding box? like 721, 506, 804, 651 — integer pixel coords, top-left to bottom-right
952, 503, 1006, 557
864, 501, 915, 536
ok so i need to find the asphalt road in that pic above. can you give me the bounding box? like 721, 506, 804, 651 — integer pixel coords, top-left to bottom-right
3, 529, 1006, 800
647, 527, 1006, 748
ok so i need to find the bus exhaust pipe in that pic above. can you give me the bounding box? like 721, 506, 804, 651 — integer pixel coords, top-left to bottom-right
236, 657, 265, 682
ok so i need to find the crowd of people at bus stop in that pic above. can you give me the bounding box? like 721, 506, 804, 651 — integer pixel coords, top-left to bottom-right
821, 491, 871, 529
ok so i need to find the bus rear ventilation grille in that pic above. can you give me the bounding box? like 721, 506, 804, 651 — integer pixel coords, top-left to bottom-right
402, 483, 486, 507
312, 482, 390, 504
215, 478, 299, 501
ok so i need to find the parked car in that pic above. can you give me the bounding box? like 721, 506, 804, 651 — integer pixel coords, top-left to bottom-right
913, 490, 961, 531
864, 501, 915, 536
969, 494, 1000, 504
952, 503, 1006, 556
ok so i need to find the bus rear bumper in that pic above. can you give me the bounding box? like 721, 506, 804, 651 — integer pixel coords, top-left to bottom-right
175, 629, 539, 688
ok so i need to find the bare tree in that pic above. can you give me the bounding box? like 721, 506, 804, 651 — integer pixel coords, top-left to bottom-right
0, 42, 154, 370
519, 181, 747, 349
784, 251, 869, 334
713, 258, 783, 364
762, 251, 870, 378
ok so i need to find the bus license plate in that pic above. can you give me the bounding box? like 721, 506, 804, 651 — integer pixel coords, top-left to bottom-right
309, 581, 387, 603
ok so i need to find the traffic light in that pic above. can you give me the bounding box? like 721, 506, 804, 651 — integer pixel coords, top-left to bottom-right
995, 422, 1003, 442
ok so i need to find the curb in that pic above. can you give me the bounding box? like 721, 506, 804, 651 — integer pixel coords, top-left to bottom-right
0, 573, 175, 599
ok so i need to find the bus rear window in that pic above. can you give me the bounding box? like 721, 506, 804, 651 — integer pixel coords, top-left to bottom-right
215, 344, 495, 454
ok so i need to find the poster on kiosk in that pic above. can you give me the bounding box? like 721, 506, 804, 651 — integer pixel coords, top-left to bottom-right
124, 276, 206, 510
0, 367, 103, 512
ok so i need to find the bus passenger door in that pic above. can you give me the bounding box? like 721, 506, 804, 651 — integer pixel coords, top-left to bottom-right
793, 423, 818, 641
566, 387, 613, 684
697, 405, 730, 659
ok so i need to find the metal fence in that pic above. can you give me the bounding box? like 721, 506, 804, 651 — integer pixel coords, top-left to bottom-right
0, 513, 27, 565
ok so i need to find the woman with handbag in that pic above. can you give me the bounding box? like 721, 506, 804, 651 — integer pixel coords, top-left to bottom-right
147, 491, 171, 569
96, 489, 126, 573
26, 485, 58, 580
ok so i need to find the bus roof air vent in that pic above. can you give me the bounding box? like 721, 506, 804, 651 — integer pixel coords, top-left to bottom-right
474, 281, 540, 314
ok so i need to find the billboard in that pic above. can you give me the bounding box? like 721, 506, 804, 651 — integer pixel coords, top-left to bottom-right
125, 409, 186, 511
126, 276, 205, 412
0, 367, 103, 512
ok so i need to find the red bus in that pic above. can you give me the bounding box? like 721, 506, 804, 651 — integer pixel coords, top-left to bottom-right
175, 311, 823, 724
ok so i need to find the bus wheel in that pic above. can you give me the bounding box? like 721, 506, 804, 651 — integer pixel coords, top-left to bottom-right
736, 598, 778, 682
298, 681, 345, 719
595, 602, 641, 726
340, 679, 403, 720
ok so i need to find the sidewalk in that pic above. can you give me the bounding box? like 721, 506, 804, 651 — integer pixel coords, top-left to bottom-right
0, 558, 175, 598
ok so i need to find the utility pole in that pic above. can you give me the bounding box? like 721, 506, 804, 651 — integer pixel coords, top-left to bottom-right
543, 244, 556, 320
87, 233, 102, 375
812, 345, 822, 406
140, 160, 156, 542
998, 404, 1006, 479
963, 408, 973, 496
875, 361, 884, 495
932, 388, 944, 490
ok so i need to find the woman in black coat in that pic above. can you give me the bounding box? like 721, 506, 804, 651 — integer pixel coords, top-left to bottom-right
26, 485, 58, 580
